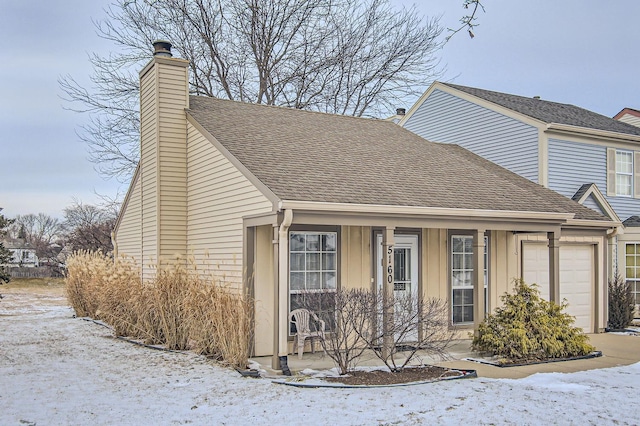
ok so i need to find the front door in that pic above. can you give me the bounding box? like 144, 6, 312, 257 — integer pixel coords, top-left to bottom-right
376, 234, 419, 342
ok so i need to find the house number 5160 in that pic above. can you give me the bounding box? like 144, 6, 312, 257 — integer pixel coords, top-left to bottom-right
386, 246, 394, 284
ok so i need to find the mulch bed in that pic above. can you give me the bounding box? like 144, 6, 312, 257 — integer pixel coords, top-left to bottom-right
324, 365, 467, 386
464, 350, 603, 367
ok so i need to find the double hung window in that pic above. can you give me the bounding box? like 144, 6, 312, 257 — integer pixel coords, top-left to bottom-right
289, 232, 337, 332
451, 235, 488, 324
616, 150, 633, 197
625, 243, 640, 306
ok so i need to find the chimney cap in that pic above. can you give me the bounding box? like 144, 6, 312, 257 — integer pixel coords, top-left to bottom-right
396, 108, 406, 116
153, 40, 173, 58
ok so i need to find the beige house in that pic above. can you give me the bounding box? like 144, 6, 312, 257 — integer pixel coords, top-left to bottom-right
113, 42, 616, 371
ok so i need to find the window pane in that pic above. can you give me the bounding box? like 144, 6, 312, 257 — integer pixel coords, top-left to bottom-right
462, 288, 473, 305
290, 253, 305, 271
290, 272, 305, 290
307, 272, 321, 289
464, 253, 473, 269
627, 255, 636, 268
306, 253, 320, 271
452, 237, 464, 253
463, 237, 472, 252
323, 271, 337, 289
452, 306, 462, 324
452, 253, 463, 270
306, 234, 320, 251
290, 233, 305, 251
462, 306, 474, 322
322, 253, 336, 270
322, 234, 337, 251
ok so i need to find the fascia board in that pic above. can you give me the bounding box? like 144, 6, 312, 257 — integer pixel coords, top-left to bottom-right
278, 200, 574, 222
575, 184, 622, 223
186, 112, 281, 209
113, 163, 141, 234
546, 123, 640, 144
397, 81, 439, 127
427, 83, 548, 130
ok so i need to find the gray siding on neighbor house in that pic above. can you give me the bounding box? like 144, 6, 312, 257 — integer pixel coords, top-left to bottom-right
548, 138, 640, 220
403, 89, 540, 182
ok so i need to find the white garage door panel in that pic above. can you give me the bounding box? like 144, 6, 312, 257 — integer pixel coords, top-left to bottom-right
522, 244, 593, 332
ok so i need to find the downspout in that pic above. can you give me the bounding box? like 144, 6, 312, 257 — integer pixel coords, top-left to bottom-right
606, 225, 621, 278
277, 209, 293, 371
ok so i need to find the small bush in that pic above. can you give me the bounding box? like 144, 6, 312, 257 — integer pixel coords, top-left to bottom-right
608, 272, 635, 330
65, 251, 252, 368
472, 279, 594, 362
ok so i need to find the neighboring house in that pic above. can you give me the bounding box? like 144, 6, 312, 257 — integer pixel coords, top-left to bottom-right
614, 108, 640, 128
113, 42, 615, 371
2, 238, 39, 267
400, 82, 640, 308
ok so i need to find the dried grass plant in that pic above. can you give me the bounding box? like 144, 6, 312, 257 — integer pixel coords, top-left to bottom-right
65, 252, 253, 368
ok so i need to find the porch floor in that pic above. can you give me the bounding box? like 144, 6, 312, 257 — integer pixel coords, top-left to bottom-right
250, 333, 640, 380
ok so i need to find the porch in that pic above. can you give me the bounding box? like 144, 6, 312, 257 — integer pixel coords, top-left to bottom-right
250, 333, 640, 380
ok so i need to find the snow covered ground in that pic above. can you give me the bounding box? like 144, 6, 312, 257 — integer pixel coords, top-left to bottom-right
1, 288, 639, 425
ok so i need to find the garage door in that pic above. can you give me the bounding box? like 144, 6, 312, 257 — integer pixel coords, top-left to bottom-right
522, 244, 593, 332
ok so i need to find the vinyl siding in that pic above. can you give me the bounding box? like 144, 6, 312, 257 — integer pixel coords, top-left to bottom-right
139, 64, 158, 279
115, 171, 142, 263
619, 114, 640, 128
548, 138, 640, 220
403, 89, 539, 182
186, 123, 273, 290
156, 64, 188, 260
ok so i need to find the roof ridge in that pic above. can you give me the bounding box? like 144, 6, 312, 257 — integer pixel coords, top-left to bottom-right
439, 82, 640, 137
188, 95, 390, 123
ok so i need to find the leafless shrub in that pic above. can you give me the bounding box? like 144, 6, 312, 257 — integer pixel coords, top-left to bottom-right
298, 289, 374, 375
298, 288, 455, 374
362, 290, 455, 372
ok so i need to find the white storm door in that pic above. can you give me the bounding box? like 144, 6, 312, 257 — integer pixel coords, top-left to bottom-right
376, 234, 419, 341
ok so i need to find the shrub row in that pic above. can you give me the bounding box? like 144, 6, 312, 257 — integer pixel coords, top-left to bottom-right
65, 251, 251, 368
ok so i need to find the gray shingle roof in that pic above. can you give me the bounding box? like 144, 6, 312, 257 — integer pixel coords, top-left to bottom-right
442, 83, 640, 137
188, 96, 609, 221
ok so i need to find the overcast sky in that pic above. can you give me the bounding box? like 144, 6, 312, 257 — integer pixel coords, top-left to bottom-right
1, 0, 639, 219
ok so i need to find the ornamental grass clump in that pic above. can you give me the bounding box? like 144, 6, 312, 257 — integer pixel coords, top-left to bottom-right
472, 279, 594, 362
65, 251, 252, 368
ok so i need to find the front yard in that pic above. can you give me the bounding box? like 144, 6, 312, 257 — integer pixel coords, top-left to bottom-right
1, 281, 639, 425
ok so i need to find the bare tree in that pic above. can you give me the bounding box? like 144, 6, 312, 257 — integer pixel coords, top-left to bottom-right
60, 0, 444, 181
62, 200, 118, 256
10, 213, 64, 260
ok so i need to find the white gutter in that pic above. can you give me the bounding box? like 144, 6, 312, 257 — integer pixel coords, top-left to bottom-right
278, 200, 574, 221
277, 209, 293, 357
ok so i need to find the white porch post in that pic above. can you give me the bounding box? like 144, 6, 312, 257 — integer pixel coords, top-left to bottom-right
382, 227, 395, 359
548, 230, 561, 303
271, 224, 280, 370
472, 229, 486, 330
277, 210, 293, 361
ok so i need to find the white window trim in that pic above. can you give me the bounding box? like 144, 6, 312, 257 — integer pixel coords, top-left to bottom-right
451, 234, 488, 325
615, 149, 634, 197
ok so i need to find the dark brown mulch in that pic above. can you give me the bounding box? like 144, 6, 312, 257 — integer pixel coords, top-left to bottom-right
324, 366, 463, 386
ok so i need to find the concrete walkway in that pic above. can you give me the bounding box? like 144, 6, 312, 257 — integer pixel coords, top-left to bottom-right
251, 332, 640, 379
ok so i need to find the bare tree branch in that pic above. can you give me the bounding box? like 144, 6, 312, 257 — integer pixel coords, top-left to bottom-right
445, 0, 485, 42
60, 0, 444, 181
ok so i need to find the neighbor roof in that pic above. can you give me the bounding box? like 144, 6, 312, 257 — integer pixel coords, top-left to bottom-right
442, 83, 640, 137
187, 96, 608, 221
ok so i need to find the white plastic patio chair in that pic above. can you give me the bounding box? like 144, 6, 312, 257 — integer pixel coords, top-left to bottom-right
289, 308, 326, 359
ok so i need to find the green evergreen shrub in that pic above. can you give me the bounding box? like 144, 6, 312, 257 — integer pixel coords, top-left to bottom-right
607, 272, 635, 330
472, 279, 594, 362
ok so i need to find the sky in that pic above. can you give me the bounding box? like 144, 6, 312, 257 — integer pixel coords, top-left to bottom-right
0, 0, 639, 219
